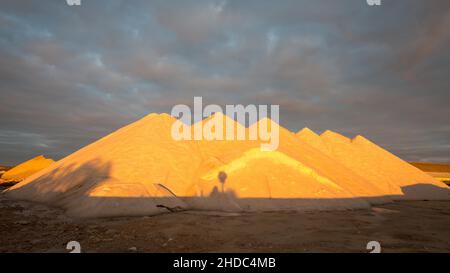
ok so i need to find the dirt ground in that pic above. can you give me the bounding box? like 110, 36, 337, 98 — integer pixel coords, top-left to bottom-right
1, 193, 450, 253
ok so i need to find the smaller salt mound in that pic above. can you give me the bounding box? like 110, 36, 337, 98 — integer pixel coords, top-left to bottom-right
1, 155, 54, 181
185, 148, 370, 212
319, 130, 449, 200
352, 135, 450, 200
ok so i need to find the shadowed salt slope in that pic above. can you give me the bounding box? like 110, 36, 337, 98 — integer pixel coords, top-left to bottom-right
308, 130, 449, 200
5, 113, 448, 218
1, 155, 55, 181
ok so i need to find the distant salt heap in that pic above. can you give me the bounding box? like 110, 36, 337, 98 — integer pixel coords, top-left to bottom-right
1, 155, 54, 182
6, 113, 449, 218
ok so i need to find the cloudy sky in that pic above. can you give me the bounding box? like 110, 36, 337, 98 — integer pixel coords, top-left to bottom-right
1, 0, 449, 165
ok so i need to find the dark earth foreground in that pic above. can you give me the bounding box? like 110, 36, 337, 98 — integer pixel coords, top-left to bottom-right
1, 194, 450, 253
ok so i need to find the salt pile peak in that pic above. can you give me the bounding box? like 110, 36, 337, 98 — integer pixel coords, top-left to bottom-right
296, 128, 330, 156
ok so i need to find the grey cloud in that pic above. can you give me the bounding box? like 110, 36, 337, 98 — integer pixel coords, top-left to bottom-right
0, 0, 449, 165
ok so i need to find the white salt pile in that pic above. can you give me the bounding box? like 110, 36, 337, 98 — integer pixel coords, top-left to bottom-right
6, 113, 449, 217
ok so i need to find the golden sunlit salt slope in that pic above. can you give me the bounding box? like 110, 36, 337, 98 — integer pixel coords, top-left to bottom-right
187, 148, 370, 212
297, 129, 449, 200
182, 114, 390, 205
1, 155, 54, 181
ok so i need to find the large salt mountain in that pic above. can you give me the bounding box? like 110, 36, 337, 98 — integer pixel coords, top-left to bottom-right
6, 113, 449, 217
